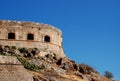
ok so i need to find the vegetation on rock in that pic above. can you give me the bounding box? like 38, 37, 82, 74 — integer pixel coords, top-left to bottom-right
104, 71, 114, 79
17, 55, 44, 71
0, 45, 117, 81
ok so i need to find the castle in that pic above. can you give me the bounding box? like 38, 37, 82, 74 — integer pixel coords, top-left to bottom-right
0, 20, 65, 57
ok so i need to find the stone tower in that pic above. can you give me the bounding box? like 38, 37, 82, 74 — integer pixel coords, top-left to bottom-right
0, 20, 65, 57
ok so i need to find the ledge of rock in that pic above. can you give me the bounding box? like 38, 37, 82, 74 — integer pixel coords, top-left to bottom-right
0, 55, 33, 81
0, 55, 21, 64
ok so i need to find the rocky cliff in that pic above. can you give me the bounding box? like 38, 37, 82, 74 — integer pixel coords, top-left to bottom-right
0, 45, 117, 81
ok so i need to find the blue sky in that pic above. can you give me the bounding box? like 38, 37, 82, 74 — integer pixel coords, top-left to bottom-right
0, 0, 120, 80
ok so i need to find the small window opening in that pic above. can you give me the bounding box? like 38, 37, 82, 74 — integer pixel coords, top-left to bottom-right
8, 33, 15, 39
38, 28, 41, 30
44, 35, 50, 42
27, 33, 34, 40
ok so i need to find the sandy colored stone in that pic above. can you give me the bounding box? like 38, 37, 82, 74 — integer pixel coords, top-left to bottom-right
0, 20, 65, 57
0, 65, 33, 81
0, 55, 21, 64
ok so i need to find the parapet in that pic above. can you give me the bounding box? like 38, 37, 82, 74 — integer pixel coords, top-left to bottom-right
0, 20, 62, 37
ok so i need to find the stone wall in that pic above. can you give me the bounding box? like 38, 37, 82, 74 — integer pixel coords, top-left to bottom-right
0, 20, 65, 57
0, 56, 33, 81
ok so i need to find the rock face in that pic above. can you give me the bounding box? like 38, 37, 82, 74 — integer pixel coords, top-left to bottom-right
0, 56, 33, 81
0, 65, 33, 81
0, 46, 116, 81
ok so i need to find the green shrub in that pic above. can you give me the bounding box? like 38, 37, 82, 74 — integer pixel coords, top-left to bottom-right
11, 46, 17, 49
79, 64, 98, 74
43, 48, 48, 52
34, 47, 38, 50
17, 56, 44, 71
104, 71, 113, 79
19, 47, 26, 53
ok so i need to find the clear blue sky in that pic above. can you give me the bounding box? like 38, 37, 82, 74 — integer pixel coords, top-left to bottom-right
0, 0, 120, 80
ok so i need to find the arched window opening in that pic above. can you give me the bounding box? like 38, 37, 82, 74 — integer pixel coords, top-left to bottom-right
8, 33, 15, 39
44, 35, 50, 42
27, 33, 34, 40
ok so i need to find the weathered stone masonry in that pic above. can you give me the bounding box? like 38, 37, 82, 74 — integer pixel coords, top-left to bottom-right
0, 20, 65, 57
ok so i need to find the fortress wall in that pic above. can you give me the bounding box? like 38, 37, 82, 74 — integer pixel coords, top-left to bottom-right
0, 27, 62, 46
0, 20, 65, 57
0, 40, 65, 57
0, 21, 62, 46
